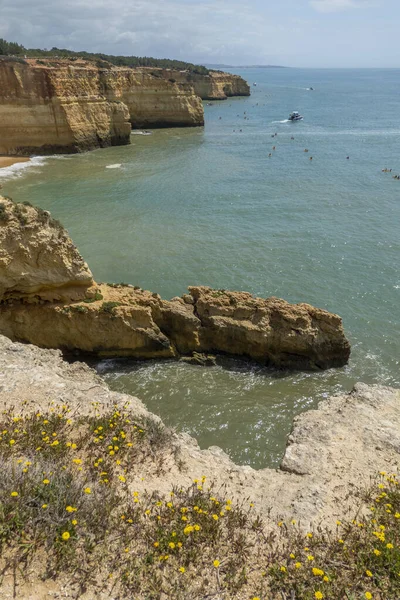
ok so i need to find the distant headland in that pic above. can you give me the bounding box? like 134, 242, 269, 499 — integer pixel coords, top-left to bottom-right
205, 63, 288, 69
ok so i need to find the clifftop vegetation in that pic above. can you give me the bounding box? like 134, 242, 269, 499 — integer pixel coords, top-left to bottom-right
0, 38, 210, 74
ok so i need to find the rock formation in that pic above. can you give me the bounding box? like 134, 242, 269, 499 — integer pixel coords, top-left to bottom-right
0, 199, 93, 302
0, 333, 398, 528
0, 197, 350, 369
0, 57, 132, 155
0, 58, 250, 155
159, 69, 251, 100
104, 68, 205, 129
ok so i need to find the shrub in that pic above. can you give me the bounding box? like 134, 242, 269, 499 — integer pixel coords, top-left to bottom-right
0, 203, 9, 223
83, 292, 103, 303
100, 301, 121, 314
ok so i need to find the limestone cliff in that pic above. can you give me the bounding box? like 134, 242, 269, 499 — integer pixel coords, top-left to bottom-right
161, 69, 251, 100
100, 67, 204, 128
0, 197, 350, 369
0, 57, 131, 155
0, 58, 251, 155
0, 58, 208, 155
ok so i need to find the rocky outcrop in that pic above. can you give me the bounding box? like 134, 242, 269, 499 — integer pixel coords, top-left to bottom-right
0, 334, 398, 528
161, 69, 251, 100
0, 198, 93, 302
0, 57, 132, 155
0, 197, 350, 369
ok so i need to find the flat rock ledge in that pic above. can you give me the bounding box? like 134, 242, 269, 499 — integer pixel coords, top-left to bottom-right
0, 197, 350, 370
0, 334, 398, 528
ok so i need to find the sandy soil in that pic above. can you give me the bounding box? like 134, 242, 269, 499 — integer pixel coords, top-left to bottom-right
0, 156, 30, 168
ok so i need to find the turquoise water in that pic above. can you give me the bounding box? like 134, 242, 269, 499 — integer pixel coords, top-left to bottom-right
2, 68, 400, 468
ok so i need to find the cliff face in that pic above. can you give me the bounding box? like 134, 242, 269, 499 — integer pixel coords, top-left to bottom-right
0, 58, 131, 155
0, 59, 206, 155
0, 59, 250, 155
162, 69, 251, 100
99, 67, 204, 129
0, 197, 350, 369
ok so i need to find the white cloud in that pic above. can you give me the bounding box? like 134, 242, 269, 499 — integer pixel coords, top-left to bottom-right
310, 0, 364, 12
0, 0, 273, 64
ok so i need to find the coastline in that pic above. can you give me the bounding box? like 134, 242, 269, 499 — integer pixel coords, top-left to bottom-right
0, 156, 30, 169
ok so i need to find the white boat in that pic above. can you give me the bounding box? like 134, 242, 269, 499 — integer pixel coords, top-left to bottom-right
288, 111, 303, 121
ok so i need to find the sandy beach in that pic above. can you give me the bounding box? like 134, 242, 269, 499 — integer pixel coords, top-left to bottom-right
0, 157, 30, 169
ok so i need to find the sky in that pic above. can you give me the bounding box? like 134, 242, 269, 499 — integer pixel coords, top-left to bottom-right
0, 0, 399, 68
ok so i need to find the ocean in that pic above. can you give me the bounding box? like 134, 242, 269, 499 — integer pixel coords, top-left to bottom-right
2, 67, 399, 468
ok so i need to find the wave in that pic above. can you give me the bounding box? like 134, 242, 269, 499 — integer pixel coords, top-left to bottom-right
105, 163, 122, 169
0, 156, 48, 181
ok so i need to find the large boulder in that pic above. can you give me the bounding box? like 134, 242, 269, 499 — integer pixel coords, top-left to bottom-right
0, 197, 93, 302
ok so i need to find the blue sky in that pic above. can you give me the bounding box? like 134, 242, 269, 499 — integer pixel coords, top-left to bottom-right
1, 0, 399, 67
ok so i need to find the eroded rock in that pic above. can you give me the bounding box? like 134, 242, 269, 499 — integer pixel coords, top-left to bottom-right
0, 199, 350, 369
0, 197, 93, 302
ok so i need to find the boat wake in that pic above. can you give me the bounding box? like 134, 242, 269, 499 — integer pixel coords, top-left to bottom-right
105, 164, 122, 169
272, 119, 290, 124
131, 131, 152, 136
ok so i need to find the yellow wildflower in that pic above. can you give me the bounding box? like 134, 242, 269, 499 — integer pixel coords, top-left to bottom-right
213, 560, 220, 568
10, 491, 18, 497
179, 567, 185, 573
365, 594, 372, 600
84, 487, 91, 494
366, 570, 373, 577
43, 479, 50, 485
315, 593, 323, 600
295, 562, 302, 569
61, 531, 70, 541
